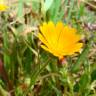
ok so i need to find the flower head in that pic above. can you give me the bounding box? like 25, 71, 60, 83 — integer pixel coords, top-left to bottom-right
0, 0, 8, 11
38, 21, 83, 59
0, 4, 8, 11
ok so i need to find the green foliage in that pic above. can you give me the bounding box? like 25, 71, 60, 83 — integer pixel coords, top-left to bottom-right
43, 0, 53, 12
0, 0, 96, 96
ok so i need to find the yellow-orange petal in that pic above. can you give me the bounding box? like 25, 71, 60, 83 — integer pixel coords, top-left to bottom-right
38, 33, 48, 46
41, 45, 54, 55
41, 45, 49, 52
40, 23, 52, 45
0, 4, 8, 11
67, 43, 83, 55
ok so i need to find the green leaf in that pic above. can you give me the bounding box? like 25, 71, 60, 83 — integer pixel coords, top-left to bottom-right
49, 0, 61, 22
79, 73, 89, 91
0, 85, 8, 96
66, 0, 75, 23
18, 0, 23, 19
71, 38, 92, 72
91, 70, 96, 82
44, 0, 53, 12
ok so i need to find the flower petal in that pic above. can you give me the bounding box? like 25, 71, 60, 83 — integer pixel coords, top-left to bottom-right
67, 43, 83, 55
38, 33, 49, 46
0, 4, 8, 11
41, 45, 54, 55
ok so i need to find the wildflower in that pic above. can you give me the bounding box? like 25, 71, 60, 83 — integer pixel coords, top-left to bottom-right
0, 0, 8, 11
38, 21, 83, 59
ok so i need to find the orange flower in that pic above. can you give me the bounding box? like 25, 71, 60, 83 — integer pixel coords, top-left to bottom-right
38, 21, 83, 59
